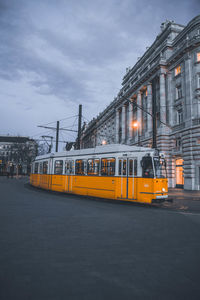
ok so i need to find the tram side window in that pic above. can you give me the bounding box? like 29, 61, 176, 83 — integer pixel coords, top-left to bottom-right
39, 163, 43, 174
87, 159, 100, 175
54, 160, 63, 175
43, 161, 48, 174
34, 162, 39, 174
65, 160, 70, 175
118, 159, 126, 176
101, 158, 115, 176
70, 160, 74, 174
75, 159, 87, 175
129, 159, 133, 176
134, 159, 137, 176
65, 160, 74, 175
118, 160, 122, 175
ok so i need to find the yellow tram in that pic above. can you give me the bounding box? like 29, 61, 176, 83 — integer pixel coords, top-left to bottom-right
30, 144, 168, 204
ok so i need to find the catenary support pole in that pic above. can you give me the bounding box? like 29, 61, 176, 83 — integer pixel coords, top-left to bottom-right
77, 104, 82, 150
56, 121, 59, 152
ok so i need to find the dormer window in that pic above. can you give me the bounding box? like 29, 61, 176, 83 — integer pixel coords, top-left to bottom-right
175, 65, 181, 76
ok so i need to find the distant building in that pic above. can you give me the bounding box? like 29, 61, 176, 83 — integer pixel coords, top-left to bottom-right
0, 136, 37, 175
81, 15, 200, 190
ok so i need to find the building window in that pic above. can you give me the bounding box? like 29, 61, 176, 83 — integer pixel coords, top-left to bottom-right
177, 109, 183, 124
197, 52, 200, 62
175, 138, 182, 151
175, 85, 182, 99
175, 65, 181, 76
197, 74, 200, 89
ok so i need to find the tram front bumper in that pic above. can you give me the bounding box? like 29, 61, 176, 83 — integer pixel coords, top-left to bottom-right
152, 194, 168, 203
156, 195, 168, 200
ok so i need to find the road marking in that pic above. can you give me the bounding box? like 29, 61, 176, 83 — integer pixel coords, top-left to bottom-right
179, 212, 200, 216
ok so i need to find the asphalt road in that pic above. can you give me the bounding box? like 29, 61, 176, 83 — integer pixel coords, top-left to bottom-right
0, 177, 200, 300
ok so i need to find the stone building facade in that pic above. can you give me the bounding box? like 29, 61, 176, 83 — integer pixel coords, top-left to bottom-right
81, 15, 200, 190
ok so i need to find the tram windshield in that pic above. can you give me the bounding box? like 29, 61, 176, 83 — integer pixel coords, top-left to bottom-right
141, 156, 154, 178
153, 157, 167, 178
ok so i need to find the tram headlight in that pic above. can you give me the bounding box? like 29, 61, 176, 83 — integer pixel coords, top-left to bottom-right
162, 188, 166, 192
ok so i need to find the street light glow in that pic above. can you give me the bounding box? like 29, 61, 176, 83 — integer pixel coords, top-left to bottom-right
132, 121, 139, 128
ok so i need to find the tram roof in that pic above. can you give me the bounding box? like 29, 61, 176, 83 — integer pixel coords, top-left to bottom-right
35, 144, 155, 160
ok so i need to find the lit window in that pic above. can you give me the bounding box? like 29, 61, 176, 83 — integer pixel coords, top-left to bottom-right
101, 158, 115, 176
175, 65, 181, 76
197, 52, 200, 62
65, 160, 74, 175
87, 159, 100, 175
54, 160, 63, 175
75, 159, 87, 175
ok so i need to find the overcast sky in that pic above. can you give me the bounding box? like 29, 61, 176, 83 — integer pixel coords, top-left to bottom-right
0, 0, 199, 146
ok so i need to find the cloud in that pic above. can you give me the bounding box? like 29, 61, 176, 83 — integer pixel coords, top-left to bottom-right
0, 0, 198, 139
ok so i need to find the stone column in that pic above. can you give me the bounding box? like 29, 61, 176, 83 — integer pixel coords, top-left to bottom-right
160, 72, 166, 125
147, 83, 152, 133
167, 71, 173, 126
137, 91, 142, 141
184, 54, 193, 126
128, 101, 133, 143
121, 105, 126, 143
183, 53, 194, 190
115, 109, 119, 143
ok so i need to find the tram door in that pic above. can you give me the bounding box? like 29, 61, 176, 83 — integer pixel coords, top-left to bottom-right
64, 160, 74, 192
48, 158, 54, 189
118, 158, 136, 200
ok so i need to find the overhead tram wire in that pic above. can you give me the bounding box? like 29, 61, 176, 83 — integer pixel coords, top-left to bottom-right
40, 115, 78, 127
122, 96, 172, 130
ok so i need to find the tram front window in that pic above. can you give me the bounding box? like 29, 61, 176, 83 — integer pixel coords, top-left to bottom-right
153, 157, 167, 178
142, 156, 154, 178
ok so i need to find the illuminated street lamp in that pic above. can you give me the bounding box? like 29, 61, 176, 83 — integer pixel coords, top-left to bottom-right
132, 121, 140, 146
102, 140, 107, 145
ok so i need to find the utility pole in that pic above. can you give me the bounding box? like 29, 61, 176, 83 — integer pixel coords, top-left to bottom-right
77, 104, 82, 150
56, 121, 59, 152
152, 79, 157, 149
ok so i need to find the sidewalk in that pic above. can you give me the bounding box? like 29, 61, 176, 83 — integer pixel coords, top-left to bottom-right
161, 188, 200, 212
168, 188, 200, 201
